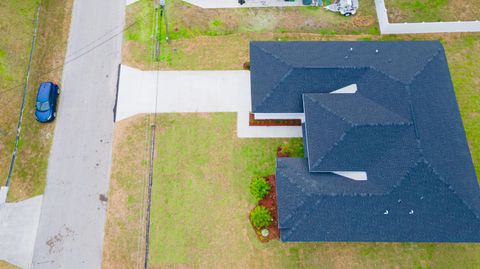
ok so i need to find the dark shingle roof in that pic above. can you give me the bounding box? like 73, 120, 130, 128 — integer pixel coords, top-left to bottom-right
254, 41, 480, 242
277, 158, 480, 242
250, 41, 440, 113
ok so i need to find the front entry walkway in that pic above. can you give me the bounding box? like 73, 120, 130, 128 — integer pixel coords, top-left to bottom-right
116, 65, 302, 138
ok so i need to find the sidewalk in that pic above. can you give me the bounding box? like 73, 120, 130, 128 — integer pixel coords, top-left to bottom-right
116, 65, 302, 138
0, 196, 43, 269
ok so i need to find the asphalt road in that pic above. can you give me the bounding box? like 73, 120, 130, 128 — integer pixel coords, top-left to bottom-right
31, 0, 125, 268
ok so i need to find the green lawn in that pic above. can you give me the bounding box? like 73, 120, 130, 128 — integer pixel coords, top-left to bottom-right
385, 0, 480, 23
101, 1, 480, 268
123, 0, 379, 68
104, 113, 480, 268
0, 0, 72, 202
0, 0, 37, 196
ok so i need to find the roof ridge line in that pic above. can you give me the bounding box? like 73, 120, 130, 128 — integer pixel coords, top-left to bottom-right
365, 66, 405, 85
253, 43, 292, 67
310, 128, 349, 171
307, 93, 412, 125
305, 159, 480, 222
278, 169, 315, 225
310, 122, 413, 171
252, 44, 294, 111
307, 96, 412, 170
282, 195, 321, 241
406, 48, 441, 85
306, 94, 356, 126
421, 159, 480, 221
257, 68, 294, 111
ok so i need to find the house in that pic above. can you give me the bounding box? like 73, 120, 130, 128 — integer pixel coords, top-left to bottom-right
249, 41, 480, 242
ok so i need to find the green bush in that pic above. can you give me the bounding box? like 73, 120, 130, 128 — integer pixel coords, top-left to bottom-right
250, 206, 272, 229
250, 177, 271, 201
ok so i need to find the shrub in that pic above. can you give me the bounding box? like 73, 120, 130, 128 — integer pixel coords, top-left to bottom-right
250, 177, 271, 201
250, 206, 272, 229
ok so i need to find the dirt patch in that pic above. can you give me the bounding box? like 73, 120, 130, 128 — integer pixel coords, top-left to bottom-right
277, 146, 289, 158
353, 15, 376, 27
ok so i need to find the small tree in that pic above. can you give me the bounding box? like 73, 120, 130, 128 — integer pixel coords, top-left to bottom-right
250, 177, 271, 201
250, 206, 272, 229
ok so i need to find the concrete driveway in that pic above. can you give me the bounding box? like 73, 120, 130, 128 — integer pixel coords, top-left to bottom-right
31, 0, 125, 268
117, 65, 302, 138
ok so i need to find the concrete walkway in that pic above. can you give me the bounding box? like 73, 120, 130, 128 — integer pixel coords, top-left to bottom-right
183, 0, 303, 9
0, 196, 43, 269
117, 65, 302, 138
375, 0, 480, 34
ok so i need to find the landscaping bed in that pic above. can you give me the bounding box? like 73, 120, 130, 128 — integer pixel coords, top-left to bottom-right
249, 113, 301, 127
251, 175, 280, 242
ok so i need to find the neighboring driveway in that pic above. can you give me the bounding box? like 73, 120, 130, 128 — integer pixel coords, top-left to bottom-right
0, 196, 42, 269
117, 65, 302, 138
182, 0, 303, 8
31, 0, 125, 268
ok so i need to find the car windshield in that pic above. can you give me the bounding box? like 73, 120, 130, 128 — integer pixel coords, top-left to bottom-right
36, 101, 50, 112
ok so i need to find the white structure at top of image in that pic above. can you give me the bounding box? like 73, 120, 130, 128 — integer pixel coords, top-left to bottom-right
181, 0, 303, 9
375, 0, 480, 34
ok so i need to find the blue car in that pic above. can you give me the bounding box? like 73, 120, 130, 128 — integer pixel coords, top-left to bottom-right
35, 82, 60, 123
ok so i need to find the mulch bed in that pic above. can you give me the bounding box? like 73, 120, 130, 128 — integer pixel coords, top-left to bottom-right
249, 147, 288, 242
251, 175, 280, 242
249, 113, 302, 127
277, 146, 289, 158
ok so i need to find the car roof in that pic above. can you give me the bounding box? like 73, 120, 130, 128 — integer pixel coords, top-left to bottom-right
37, 82, 53, 102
